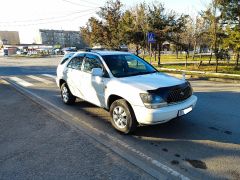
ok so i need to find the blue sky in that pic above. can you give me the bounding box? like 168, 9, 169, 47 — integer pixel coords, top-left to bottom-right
0, 0, 211, 43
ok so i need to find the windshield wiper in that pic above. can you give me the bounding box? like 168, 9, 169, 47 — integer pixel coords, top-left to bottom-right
115, 71, 157, 78
131, 71, 157, 76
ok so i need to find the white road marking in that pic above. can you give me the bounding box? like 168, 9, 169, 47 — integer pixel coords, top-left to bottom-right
27, 75, 52, 84
42, 74, 56, 79
9, 77, 33, 87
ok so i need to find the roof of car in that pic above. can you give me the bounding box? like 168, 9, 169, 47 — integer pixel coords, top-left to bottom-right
74, 50, 131, 56
92, 51, 131, 56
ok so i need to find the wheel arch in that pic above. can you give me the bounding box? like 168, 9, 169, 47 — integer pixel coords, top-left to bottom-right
59, 79, 66, 88
107, 94, 133, 111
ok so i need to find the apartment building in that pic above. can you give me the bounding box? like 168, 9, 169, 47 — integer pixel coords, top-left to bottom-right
37, 29, 83, 48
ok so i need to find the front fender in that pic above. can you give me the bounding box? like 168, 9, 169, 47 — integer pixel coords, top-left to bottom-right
105, 80, 145, 108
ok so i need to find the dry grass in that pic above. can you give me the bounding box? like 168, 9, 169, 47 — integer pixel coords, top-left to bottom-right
141, 54, 216, 62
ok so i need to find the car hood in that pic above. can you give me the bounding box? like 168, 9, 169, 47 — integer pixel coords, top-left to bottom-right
116, 72, 186, 91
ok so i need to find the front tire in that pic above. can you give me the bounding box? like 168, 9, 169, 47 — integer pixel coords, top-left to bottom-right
110, 99, 137, 134
61, 83, 76, 105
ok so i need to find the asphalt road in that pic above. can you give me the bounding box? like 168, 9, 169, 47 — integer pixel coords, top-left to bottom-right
0, 56, 240, 179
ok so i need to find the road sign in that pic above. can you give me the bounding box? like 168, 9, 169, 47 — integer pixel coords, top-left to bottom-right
147, 32, 156, 43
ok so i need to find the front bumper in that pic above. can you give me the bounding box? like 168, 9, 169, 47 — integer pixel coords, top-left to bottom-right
56, 77, 60, 88
132, 95, 197, 125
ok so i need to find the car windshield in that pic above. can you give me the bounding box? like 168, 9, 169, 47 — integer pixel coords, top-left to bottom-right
102, 54, 157, 78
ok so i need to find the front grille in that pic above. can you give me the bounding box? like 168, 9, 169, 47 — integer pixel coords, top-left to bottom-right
147, 82, 193, 104
166, 85, 192, 103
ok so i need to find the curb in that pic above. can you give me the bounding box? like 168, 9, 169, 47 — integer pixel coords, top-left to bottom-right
169, 73, 240, 84
159, 68, 240, 84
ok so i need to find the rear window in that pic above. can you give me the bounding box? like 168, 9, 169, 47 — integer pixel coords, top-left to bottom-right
67, 55, 85, 70
60, 53, 75, 65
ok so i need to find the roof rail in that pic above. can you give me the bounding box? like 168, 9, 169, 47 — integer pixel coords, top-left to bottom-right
82, 47, 128, 51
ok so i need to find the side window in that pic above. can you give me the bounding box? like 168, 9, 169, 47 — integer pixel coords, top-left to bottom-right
67, 54, 85, 70
125, 55, 146, 71
60, 53, 74, 65
61, 58, 68, 65
83, 55, 102, 73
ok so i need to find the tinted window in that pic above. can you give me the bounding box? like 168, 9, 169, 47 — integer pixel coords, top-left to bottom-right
60, 52, 75, 65
67, 54, 85, 70
125, 55, 147, 70
83, 55, 102, 73
102, 54, 157, 78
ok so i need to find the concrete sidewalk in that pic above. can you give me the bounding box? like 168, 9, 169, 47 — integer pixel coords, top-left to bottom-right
0, 80, 152, 179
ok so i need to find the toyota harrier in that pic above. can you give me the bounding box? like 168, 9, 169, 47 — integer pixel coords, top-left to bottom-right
56, 51, 197, 134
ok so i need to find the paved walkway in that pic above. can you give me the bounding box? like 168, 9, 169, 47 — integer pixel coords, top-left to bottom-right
0, 80, 152, 179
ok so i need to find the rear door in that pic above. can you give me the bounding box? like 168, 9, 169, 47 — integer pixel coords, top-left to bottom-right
65, 54, 85, 98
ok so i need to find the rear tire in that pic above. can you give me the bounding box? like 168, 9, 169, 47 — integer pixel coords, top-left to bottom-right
110, 99, 137, 134
61, 83, 76, 105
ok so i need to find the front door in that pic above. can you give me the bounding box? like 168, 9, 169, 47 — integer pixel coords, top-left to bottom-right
81, 54, 107, 107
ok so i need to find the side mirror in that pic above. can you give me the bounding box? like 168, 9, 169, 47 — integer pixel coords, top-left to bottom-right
91, 68, 103, 77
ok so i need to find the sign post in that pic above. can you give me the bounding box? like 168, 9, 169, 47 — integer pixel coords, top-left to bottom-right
147, 32, 156, 64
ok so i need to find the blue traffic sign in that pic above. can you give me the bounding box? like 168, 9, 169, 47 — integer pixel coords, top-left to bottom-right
147, 32, 156, 43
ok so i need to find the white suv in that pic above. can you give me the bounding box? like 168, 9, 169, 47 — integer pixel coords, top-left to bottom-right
56, 51, 197, 134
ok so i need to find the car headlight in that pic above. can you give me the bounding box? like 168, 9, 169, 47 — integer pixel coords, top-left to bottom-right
140, 93, 167, 109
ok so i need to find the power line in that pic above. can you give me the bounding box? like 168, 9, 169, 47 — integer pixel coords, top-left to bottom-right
62, 0, 101, 8
0, 8, 97, 24
0, 10, 97, 27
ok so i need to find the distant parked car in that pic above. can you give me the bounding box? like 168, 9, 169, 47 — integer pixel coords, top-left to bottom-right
56, 51, 197, 134
52, 48, 63, 55
27, 51, 38, 56
3, 49, 8, 56
16, 50, 27, 55
16, 50, 22, 55
62, 47, 77, 55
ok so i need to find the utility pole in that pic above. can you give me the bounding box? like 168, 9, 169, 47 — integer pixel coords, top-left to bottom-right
149, 42, 152, 64
213, 0, 218, 73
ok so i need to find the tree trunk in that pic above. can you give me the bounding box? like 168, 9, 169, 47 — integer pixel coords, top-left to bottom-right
136, 44, 139, 56
154, 49, 156, 62
158, 43, 161, 67
185, 54, 188, 69
143, 48, 145, 60
176, 45, 179, 59
215, 50, 219, 73
209, 48, 213, 64
236, 52, 239, 68
149, 43, 152, 64
198, 61, 203, 69
192, 41, 197, 61
199, 47, 202, 59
